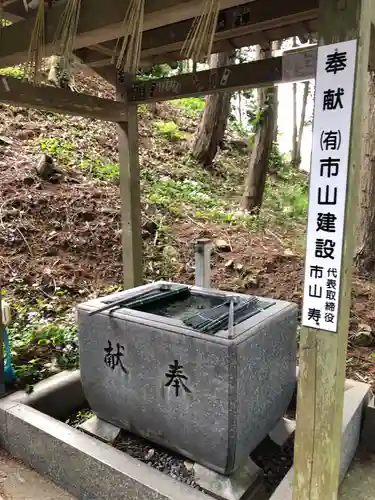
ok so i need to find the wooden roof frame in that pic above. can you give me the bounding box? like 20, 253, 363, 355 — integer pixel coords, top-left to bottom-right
1, 5, 374, 500
0, 0, 318, 70
0, 0, 319, 119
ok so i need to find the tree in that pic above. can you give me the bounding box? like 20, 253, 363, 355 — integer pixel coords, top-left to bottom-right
191, 50, 235, 166
295, 81, 310, 166
355, 71, 375, 273
291, 37, 298, 167
272, 40, 281, 143
291, 35, 313, 167
241, 42, 277, 213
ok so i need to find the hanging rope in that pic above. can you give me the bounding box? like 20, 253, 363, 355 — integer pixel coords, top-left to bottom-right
114, 0, 145, 76
0, 1, 4, 29
181, 0, 220, 63
52, 0, 81, 84
25, 0, 45, 84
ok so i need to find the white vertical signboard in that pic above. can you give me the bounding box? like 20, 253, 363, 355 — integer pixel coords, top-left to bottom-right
302, 40, 357, 333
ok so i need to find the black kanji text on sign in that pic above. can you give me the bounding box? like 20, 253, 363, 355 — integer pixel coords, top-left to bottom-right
325, 49, 347, 74
315, 239, 336, 259
165, 360, 192, 397
318, 186, 338, 205
320, 130, 342, 151
104, 340, 128, 373
323, 88, 344, 110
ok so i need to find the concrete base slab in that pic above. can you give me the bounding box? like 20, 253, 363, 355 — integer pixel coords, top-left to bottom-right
0, 400, 210, 500
270, 379, 372, 500
3, 370, 84, 421
340, 450, 375, 499
0, 371, 370, 500
78, 415, 121, 444
268, 417, 296, 446
193, 459, 262, 500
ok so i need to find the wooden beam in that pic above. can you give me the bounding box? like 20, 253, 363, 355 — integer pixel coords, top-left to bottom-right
0, 76, 127, 121
92, 13, 317, 68
0, 0, 252, 67
139, 0, 318, 59
124, 47, 316, 104
93, 0, 318, 62
1, 0, 66, 21
293, 0, 374, 499
116, 82, 143, 289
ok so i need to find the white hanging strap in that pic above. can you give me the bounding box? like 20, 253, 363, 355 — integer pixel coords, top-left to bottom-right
1, 300, 11, 327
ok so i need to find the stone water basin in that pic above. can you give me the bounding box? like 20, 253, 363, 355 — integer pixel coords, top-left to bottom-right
77, 282, 297, 475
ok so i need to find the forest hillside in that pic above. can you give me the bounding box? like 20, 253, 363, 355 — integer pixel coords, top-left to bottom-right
1, 68, 374, 391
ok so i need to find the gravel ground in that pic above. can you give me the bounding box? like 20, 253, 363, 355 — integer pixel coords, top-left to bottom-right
251, 434, 295, 495
67, 408, 296, 497
113, 431, 202, 490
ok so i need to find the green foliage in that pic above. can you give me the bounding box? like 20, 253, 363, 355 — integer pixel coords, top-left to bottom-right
138, 104, 148, 114
228, 119, 250, 139
264, 163, 308, 224
173, 97, 205, 116
81, 158, 120, 183
40, 137, 76, 166
148, 177, 220, 215
153, 142, 308, 232
137, 64, 171, 80
269, 144, 288, 172
65, 408, 95, 427
154, 121, 189, 141
39, 137, 119, 182
0, 65, 25, 79
6, 295, 79, 387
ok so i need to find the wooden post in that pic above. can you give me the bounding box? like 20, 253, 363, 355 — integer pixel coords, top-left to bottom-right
116, 79, 143, 290
293, 1, 374, 499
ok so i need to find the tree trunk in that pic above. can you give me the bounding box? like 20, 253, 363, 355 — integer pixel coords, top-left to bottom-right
291, 38, 298, 166
355, 71, 375, 274
238, 91, 242, 126
272, 40, 281, 143
241, 43, 276, 213
295, 81, 310, 167
191, 51, 234, 166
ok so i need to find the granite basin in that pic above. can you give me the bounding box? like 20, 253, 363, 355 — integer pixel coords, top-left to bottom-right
77, 282, 297, 475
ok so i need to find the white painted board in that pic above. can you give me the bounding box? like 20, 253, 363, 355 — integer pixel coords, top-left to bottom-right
302, 39, 358, 332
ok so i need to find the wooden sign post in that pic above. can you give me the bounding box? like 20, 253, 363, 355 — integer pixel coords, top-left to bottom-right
293, 0, 375, 499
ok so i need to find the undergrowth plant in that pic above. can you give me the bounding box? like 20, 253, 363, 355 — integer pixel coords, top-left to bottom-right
154, 121, 189, 141
4, 292, 79, 391
173, 97, 205, 116
39, 137, 120, 182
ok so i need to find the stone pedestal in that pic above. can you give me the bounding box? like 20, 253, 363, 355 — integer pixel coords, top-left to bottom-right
193, 459, 263, 500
